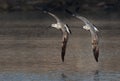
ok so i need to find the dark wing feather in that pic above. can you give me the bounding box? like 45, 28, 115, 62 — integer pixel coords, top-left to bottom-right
93, 46, 99, 62
61, 35, 68, 62
92, 40, 99, 62
66, 24, 72, 34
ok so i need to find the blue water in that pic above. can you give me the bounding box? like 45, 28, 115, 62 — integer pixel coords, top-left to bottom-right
0, 71, 120, 81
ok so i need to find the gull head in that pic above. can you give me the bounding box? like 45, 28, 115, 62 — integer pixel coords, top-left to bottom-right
83, 25, 90, 31
51, 23, 57, 28
51, 23, 61, 29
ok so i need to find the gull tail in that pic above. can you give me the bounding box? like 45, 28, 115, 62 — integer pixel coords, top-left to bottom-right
93, 46, 99, 62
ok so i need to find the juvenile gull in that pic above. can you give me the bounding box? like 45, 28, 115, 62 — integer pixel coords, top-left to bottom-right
74, 15, 99, 62
45, 11, 71, 62
65, 9, 99, 62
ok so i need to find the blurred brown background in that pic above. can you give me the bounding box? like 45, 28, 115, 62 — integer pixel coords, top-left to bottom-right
0, 0, 120, 15
0, 1, 119, 81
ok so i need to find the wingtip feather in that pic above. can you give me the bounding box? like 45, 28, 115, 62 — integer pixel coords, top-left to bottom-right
61, 37, 68, 62
61, 50, 65, 62
93, 47, 99, 62
62, 56, 64, 62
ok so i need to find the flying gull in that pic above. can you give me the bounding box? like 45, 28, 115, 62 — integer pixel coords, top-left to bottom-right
75, 15, 99, 62
45, 11, 71, 62
65, 10, 99, 62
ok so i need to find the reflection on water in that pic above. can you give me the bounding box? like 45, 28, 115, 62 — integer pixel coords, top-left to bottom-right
94, 70, 99, 81
0, 70, 120, 81
61, 70, 100, 81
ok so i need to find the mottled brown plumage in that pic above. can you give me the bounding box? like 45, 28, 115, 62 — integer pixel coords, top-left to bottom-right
92, 40, 99, 62
45, 11, 71, 62
74, 14, 99, 62
61, 36, 68, 62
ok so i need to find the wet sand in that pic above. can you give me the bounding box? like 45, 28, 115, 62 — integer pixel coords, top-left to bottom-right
0, 12, 120, 81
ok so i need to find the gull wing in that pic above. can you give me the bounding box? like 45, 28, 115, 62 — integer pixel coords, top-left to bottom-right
65, 24, 72, 34
61, 24, 71, 62
92, 39, 99, 62
75, 15, 99, 32
74, 15, 94, 27
65, 9, 93, 27
90, 24, 99, 62
61, 33, 68, 62
47, 12, 61, 23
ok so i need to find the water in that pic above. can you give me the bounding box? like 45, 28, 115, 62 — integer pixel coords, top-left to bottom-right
0, 13, 120, 80
0, 28, 119, 81
0, 71, 120, 81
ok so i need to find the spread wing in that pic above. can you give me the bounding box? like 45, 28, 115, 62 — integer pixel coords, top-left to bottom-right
65, 9, 91, 25
90, 25, 99, 62
46, 11, 61, 23
61, 33, 68, 62
65, 24, 72, 34
74, 15, 91, 25
92, 39, 99, 62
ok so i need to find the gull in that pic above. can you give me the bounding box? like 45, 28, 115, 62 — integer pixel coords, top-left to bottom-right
65, 10, 99, 62
44, 11, 71, 62
74, 15, 99, 62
